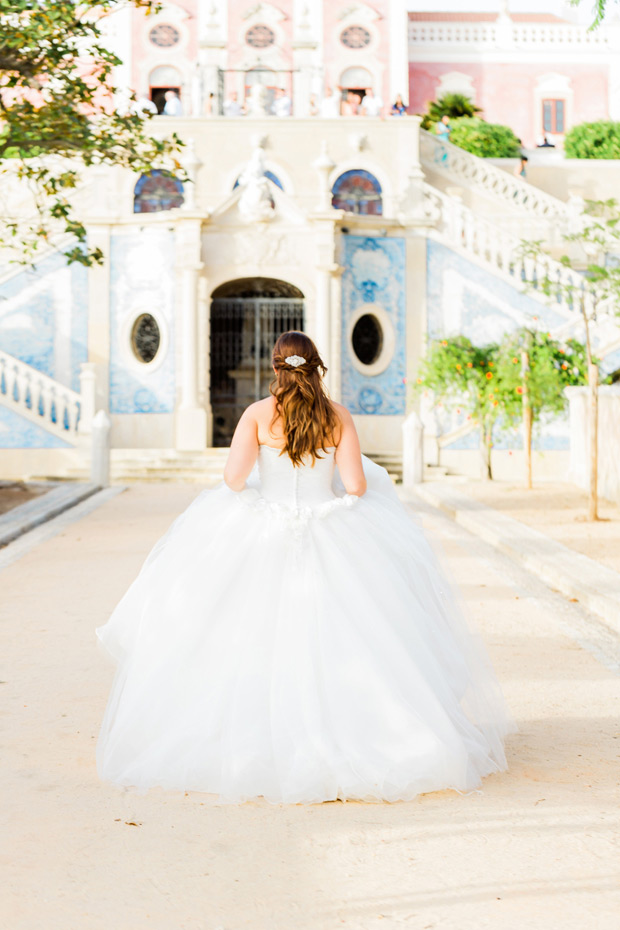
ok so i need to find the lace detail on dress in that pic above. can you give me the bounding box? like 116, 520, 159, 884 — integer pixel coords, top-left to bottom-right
235, 486, 359, 536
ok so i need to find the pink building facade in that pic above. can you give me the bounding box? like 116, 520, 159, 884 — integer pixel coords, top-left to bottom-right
114, 0, 408, 118
408, 11, 620, 148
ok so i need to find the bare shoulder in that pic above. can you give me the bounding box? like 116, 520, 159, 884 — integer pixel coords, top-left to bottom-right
331, 402, 355, 426
243, 397, 275, 419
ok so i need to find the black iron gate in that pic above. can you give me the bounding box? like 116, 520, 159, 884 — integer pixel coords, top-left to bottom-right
210, 298, 305, 446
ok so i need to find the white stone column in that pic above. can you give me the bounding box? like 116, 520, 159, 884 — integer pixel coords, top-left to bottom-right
315, 264, 331, 369
176, 262, 208, 450
78, 362, 97, 435
329, 266, 344, 402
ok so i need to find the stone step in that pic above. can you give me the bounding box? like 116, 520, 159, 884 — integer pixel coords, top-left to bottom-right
0, 481, 100, 547
365, 451, 403, 482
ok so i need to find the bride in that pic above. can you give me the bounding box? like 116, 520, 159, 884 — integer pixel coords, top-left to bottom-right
96, 330, 515, 804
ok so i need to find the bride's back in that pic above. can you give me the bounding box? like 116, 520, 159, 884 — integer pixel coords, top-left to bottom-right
257, 442, 337, 506
224, 331, 366, 498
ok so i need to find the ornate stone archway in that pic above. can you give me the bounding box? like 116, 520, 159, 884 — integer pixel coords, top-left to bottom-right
209, 278, 305, 446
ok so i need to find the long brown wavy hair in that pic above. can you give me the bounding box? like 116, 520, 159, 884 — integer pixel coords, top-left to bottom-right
270, 331, 340, 466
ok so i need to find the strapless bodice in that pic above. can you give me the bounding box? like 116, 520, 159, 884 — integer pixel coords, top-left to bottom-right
257, 445, 337, 507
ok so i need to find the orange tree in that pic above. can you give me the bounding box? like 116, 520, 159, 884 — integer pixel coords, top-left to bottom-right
496, 329, 589, 488
414, 336, 510, 480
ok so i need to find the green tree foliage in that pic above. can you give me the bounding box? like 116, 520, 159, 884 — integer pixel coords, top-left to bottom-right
448, 117, 521, 158
570, 0, 617, 29
496, 330, 588, 424
414, 336, 507, 479
517, 198, 620, 517
563, 120, 620, 159
0, 0, 185, 265
420, 93, 481, 131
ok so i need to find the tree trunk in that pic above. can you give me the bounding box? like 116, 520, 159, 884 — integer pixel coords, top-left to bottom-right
480, 422, 493, 480
588, 362, 599, 521
521, 349, 532, 489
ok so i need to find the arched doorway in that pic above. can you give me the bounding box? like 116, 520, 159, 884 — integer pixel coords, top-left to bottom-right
149, 64, 183, 113
210, 278, 305, 446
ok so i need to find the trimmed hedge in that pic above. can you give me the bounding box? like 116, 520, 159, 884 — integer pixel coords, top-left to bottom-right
564, 120, 620, 159
448, 117, 520, 158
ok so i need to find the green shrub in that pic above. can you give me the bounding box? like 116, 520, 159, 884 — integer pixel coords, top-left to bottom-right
448, 117, 520, 158
420, 93, 481, 131
564, 120, 620, 159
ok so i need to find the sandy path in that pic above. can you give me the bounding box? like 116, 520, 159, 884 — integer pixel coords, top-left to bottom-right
1, 485, 619, 930
459, 479, 620, 574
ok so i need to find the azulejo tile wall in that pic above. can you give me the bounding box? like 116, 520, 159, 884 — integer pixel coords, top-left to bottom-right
109, 230, 176, 414
0, 407, 71, 449
0, 249, 88, 393
340, 236, 406, 416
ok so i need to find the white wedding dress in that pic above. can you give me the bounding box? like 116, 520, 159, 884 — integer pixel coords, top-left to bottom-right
96, 446, 515, 804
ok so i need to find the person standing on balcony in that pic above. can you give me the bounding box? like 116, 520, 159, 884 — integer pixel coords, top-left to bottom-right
319, 86, 340, 118
163, 90, 183, 117
224, 92, 243, 117
273, 87, 292, 118
342, 91, 361, 116
361, 88, 383, 118
391, 94, 407, 116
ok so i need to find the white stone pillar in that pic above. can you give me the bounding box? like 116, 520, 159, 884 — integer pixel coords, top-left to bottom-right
313, 142, 335, 212
402, 411, 424, 488
176, 262, 208, 450
315, 264, 331, 369
329, 266, 343, 402
78, 362, 97, 435
90, 410, 111, 487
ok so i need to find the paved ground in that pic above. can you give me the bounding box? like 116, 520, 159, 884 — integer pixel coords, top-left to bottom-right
459, 479, 620, 573
2, 484, 620, 930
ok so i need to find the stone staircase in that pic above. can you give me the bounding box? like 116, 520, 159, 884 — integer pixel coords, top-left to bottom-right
57, 448, 231, 484
419, 128, 569, 244
365, 451, 403, 482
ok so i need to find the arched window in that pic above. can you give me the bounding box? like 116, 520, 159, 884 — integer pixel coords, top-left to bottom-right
340, 67, 374, 89
331, 170, 382, 216
133, 170, 184, 213
233, 170, 284, 191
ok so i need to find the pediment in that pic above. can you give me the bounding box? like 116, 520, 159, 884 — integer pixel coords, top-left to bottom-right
209, 181, 306, 228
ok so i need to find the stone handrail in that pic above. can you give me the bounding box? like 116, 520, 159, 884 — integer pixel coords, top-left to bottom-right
0, 350, 85, 444
409, 21, 606, 48
421, 182, 598, 322
420, 129, 568, 220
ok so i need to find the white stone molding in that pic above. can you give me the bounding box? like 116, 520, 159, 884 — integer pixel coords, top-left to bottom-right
118, 306, 170, 376
346, 302, 396, 377
136, 3, 194, 108
533, 73, 574, 142
436, 71, 476, 102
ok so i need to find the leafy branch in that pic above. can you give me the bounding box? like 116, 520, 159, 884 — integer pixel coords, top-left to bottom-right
0, 0, 185, 266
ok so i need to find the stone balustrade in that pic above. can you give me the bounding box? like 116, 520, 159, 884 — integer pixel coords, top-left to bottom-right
409, 21, 607, 48
420, 130, 568, 223
0, 350, 87, 444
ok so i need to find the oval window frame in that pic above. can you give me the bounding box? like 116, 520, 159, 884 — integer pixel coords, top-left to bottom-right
347, 304, 396, 377
121, 308, 169, 375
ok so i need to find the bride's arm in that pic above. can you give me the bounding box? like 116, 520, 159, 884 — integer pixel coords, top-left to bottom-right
223, 407, 259, 491
334, 406, 367, 496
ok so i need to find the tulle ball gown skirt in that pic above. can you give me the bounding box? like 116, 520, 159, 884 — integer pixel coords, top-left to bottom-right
96, 451, 515, 804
